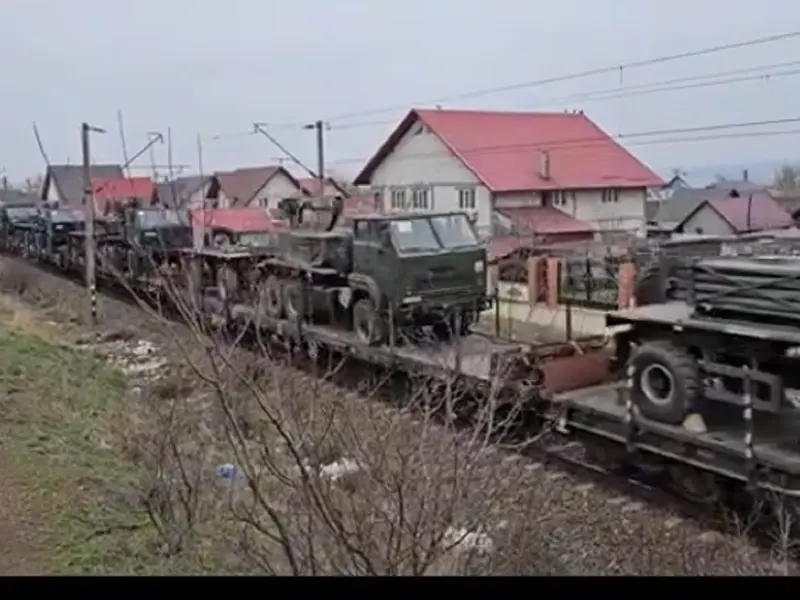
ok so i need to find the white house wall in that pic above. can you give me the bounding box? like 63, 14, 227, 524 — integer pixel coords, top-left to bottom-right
45, 179, 61, 204
249, 174, 303, 208
367, 121, 492, 233
186, 182, 212, 209
573, 188, 647, 234
677, 205, 734, 237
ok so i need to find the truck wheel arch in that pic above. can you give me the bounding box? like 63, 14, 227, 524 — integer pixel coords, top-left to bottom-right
347, 273, 381, 307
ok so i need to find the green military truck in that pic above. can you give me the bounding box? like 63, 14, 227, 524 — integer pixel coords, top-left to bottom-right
195, 201, 490, 346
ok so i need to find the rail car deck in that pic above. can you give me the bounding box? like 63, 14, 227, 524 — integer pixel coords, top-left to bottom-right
553, 382, 800, 494
222, 301, 532, 384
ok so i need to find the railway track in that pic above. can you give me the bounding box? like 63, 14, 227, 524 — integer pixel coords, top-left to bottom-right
0, 253, 790, 567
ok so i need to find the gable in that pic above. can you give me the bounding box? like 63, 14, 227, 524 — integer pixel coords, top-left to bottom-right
367, 117, 478, 186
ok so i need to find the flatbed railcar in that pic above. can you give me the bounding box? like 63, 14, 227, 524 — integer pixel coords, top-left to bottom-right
8, 204, 800, 512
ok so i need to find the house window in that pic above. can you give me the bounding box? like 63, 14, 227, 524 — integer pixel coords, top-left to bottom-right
390, 188, 406, 211
458, 188, 476, 211
601, 189, 620, 203
410, 187, 430, 210
372, 188, 383, 211
553, 190, 574, 206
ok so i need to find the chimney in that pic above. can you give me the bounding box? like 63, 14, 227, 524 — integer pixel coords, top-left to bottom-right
743, 169, 749, 182
538, 150, 551, 180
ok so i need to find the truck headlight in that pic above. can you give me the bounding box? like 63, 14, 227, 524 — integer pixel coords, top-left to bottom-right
474, 260, 484, 274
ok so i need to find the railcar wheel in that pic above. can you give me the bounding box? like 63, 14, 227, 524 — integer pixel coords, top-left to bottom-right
216, 265, 238, 302
283, 281, 304, 321
353, 298, 385, 346
629, 340, 700, 424
668, 465, 721, 505
261, 275, 284, 318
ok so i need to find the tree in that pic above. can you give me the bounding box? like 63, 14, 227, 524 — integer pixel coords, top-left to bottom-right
773, 164, 800, 193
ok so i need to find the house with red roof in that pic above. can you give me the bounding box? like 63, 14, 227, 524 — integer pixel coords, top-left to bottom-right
353, 108, 663, 239
91, 176, 155, 216
297, 176, 350, 197
674, 190, 794, 236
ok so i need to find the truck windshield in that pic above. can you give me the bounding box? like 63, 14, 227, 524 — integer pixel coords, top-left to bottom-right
50, 209, 84, 223
430, 214, 478, 248
390, 218, 440, 252
136, 210, 187, 227
238, 232, 276, 247
6, 207, 38, 219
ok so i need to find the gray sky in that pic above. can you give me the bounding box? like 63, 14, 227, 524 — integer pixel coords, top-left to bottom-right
2, 0, 800, 183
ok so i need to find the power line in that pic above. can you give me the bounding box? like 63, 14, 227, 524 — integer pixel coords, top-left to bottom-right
328, 61, 800, 132
324, 30, 800, 123
322, 116, 800, 167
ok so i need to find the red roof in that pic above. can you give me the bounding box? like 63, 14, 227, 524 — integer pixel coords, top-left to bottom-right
342, 194, 378, 217
691, 192, 794, 233
190, 208, 287, 233
297, 177, 349, 197
499, 206, 596, 236
488, 237, 524, 262
91, 176, 155, 215
354, 109, 663, 192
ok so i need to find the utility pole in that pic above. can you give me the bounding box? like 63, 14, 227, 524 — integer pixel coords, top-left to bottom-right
81, 122, 106, 324
194, 133, 205, 251
311, 120, 325, 198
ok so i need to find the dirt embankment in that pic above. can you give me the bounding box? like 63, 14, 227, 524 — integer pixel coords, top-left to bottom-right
0, 256, 788, 575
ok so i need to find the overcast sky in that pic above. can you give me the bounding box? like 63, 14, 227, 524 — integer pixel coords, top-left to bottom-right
2, 0, 800, 183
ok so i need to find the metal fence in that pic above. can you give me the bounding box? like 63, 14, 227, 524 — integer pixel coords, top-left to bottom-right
558, 255, 623, 310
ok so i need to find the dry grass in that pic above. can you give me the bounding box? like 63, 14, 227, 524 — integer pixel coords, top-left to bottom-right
0, 256, 789, 575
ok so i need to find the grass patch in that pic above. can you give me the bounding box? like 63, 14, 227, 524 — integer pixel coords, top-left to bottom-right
0, 321, 158, 574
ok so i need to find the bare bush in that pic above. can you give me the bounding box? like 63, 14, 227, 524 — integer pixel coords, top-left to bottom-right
109, 264, 563, 575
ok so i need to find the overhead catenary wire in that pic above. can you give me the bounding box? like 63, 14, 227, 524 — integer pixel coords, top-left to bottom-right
321, 116, 800, 167
326, 61, 800, 132
323, 30, 800, 123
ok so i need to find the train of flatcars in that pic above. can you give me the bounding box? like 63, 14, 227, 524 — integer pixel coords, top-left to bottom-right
3, 197, 800, 514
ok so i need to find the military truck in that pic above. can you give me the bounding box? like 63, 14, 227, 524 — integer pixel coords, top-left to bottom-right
191, 196, 489, 344
94, 205, 192, 282
0, 204, 40, 253
28, 208, 85, 268
263, 210, 488, 343
609, 255, 800, 426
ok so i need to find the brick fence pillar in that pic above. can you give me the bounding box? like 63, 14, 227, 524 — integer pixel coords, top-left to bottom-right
545, 257, 561, 309
617, 261, 636, 309
526, 256, 541, 306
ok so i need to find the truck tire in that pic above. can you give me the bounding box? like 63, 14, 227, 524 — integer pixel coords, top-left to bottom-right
353, 298, 385, 346
629, 340, 700, 424
261, 275, 284, 318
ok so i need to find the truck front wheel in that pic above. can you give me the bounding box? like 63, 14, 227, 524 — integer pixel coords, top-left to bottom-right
629, 340, 700, 424
353, 298, 385, 346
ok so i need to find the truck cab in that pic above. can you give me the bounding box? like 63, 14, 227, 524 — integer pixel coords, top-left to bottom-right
125, 208, 193, 252
349, 211, 489, 342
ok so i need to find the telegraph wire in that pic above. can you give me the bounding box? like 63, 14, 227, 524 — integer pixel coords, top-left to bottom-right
323, 30, 800, 123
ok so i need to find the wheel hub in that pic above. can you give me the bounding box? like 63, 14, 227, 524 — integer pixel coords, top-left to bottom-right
640, 364, 675, 406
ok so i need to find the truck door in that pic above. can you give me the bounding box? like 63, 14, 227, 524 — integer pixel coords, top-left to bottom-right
352, 220, 397, 304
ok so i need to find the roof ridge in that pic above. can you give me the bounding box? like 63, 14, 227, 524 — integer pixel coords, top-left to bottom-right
414, 107, 586, 117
